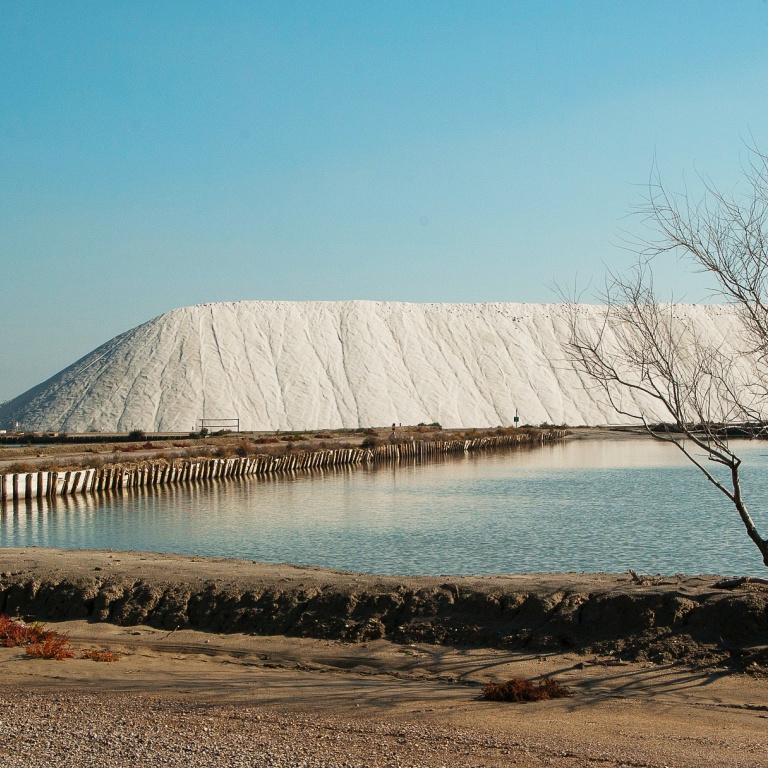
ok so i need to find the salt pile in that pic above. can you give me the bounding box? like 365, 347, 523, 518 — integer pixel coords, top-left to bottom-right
0, 301, 744, 432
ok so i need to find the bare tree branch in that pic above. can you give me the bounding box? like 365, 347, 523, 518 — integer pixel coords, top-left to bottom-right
565, 179, 768, 568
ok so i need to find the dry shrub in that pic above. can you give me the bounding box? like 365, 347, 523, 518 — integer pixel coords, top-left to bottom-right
26, 634, 75, 660
81, 648, 120, 662
6, 462, 37, 473
234, 440, 253, 457
0, 616, 32, 646
1, 615, 75, 660
0, 616, 120, 662
481, 677, 573, 703
0, 616, 53, 647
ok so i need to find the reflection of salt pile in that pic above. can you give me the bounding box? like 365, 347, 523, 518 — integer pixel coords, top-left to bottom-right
0, 301, 746, 432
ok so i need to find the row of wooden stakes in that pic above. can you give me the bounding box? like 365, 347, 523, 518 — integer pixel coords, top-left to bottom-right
0, 430, 568, 503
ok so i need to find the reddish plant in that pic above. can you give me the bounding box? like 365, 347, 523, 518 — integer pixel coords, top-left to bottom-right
25, 634, 75, 660
81, 648, 120, 662
0, 615, 29, 647
1, 615, 76, 660
481, 677, 573, 703
0, 616, 54, 647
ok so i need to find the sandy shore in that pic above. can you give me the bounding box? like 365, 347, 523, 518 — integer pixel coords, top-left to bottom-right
1, 547, 767, 766
2, 619, 767, 767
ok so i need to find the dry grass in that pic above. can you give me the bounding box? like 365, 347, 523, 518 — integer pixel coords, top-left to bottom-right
2, 426, 561, 474
81, 648, 120, 662
481, 677, 573, 703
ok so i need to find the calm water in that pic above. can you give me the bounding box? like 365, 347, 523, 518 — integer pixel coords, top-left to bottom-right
2, 438, 768, 576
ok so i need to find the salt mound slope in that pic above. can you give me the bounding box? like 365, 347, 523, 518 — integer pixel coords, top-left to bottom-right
0, 301, 745, 432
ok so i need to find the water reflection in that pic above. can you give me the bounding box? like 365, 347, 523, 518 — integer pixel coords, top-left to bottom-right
2, 439, 768, 576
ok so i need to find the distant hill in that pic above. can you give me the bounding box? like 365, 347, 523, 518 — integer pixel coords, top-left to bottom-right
0, 300, 745, 432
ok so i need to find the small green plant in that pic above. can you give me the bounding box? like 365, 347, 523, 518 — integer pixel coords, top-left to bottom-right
361, 436, 379, 448
481, 677, 573, 703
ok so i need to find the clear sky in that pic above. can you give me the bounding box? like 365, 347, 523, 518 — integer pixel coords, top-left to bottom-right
2, 1, 768, 401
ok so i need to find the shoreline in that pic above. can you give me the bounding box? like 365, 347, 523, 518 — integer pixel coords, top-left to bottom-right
2, 547, 766, 674
0, 427, 568, 503
2, 547, 768, 767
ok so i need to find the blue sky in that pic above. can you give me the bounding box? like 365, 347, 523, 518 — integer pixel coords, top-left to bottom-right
2, 1, 768, 400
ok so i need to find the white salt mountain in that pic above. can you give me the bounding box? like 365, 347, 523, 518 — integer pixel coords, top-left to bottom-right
0, 301, 747, 432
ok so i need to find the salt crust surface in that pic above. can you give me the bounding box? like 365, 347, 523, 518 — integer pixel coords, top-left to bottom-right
0, 300, 746, 432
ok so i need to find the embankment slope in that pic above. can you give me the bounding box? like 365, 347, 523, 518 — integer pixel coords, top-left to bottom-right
3, 548, 767, 673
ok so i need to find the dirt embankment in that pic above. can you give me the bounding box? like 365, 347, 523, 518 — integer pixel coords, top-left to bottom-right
2, 548, 767, 674
0, 424, 568, 473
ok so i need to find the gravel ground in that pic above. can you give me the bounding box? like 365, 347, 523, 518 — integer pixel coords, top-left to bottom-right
0, 691, 599, 768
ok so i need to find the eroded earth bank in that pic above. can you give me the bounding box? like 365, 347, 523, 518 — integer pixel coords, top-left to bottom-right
2, 548, 767, 671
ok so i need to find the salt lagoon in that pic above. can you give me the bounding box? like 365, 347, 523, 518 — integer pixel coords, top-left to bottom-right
3, 437, 767, 576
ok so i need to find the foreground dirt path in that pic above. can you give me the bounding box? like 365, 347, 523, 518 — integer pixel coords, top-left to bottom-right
3, 620, 767, 767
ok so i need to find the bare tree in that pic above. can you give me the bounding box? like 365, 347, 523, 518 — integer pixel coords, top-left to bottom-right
567, 149, 768, 569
